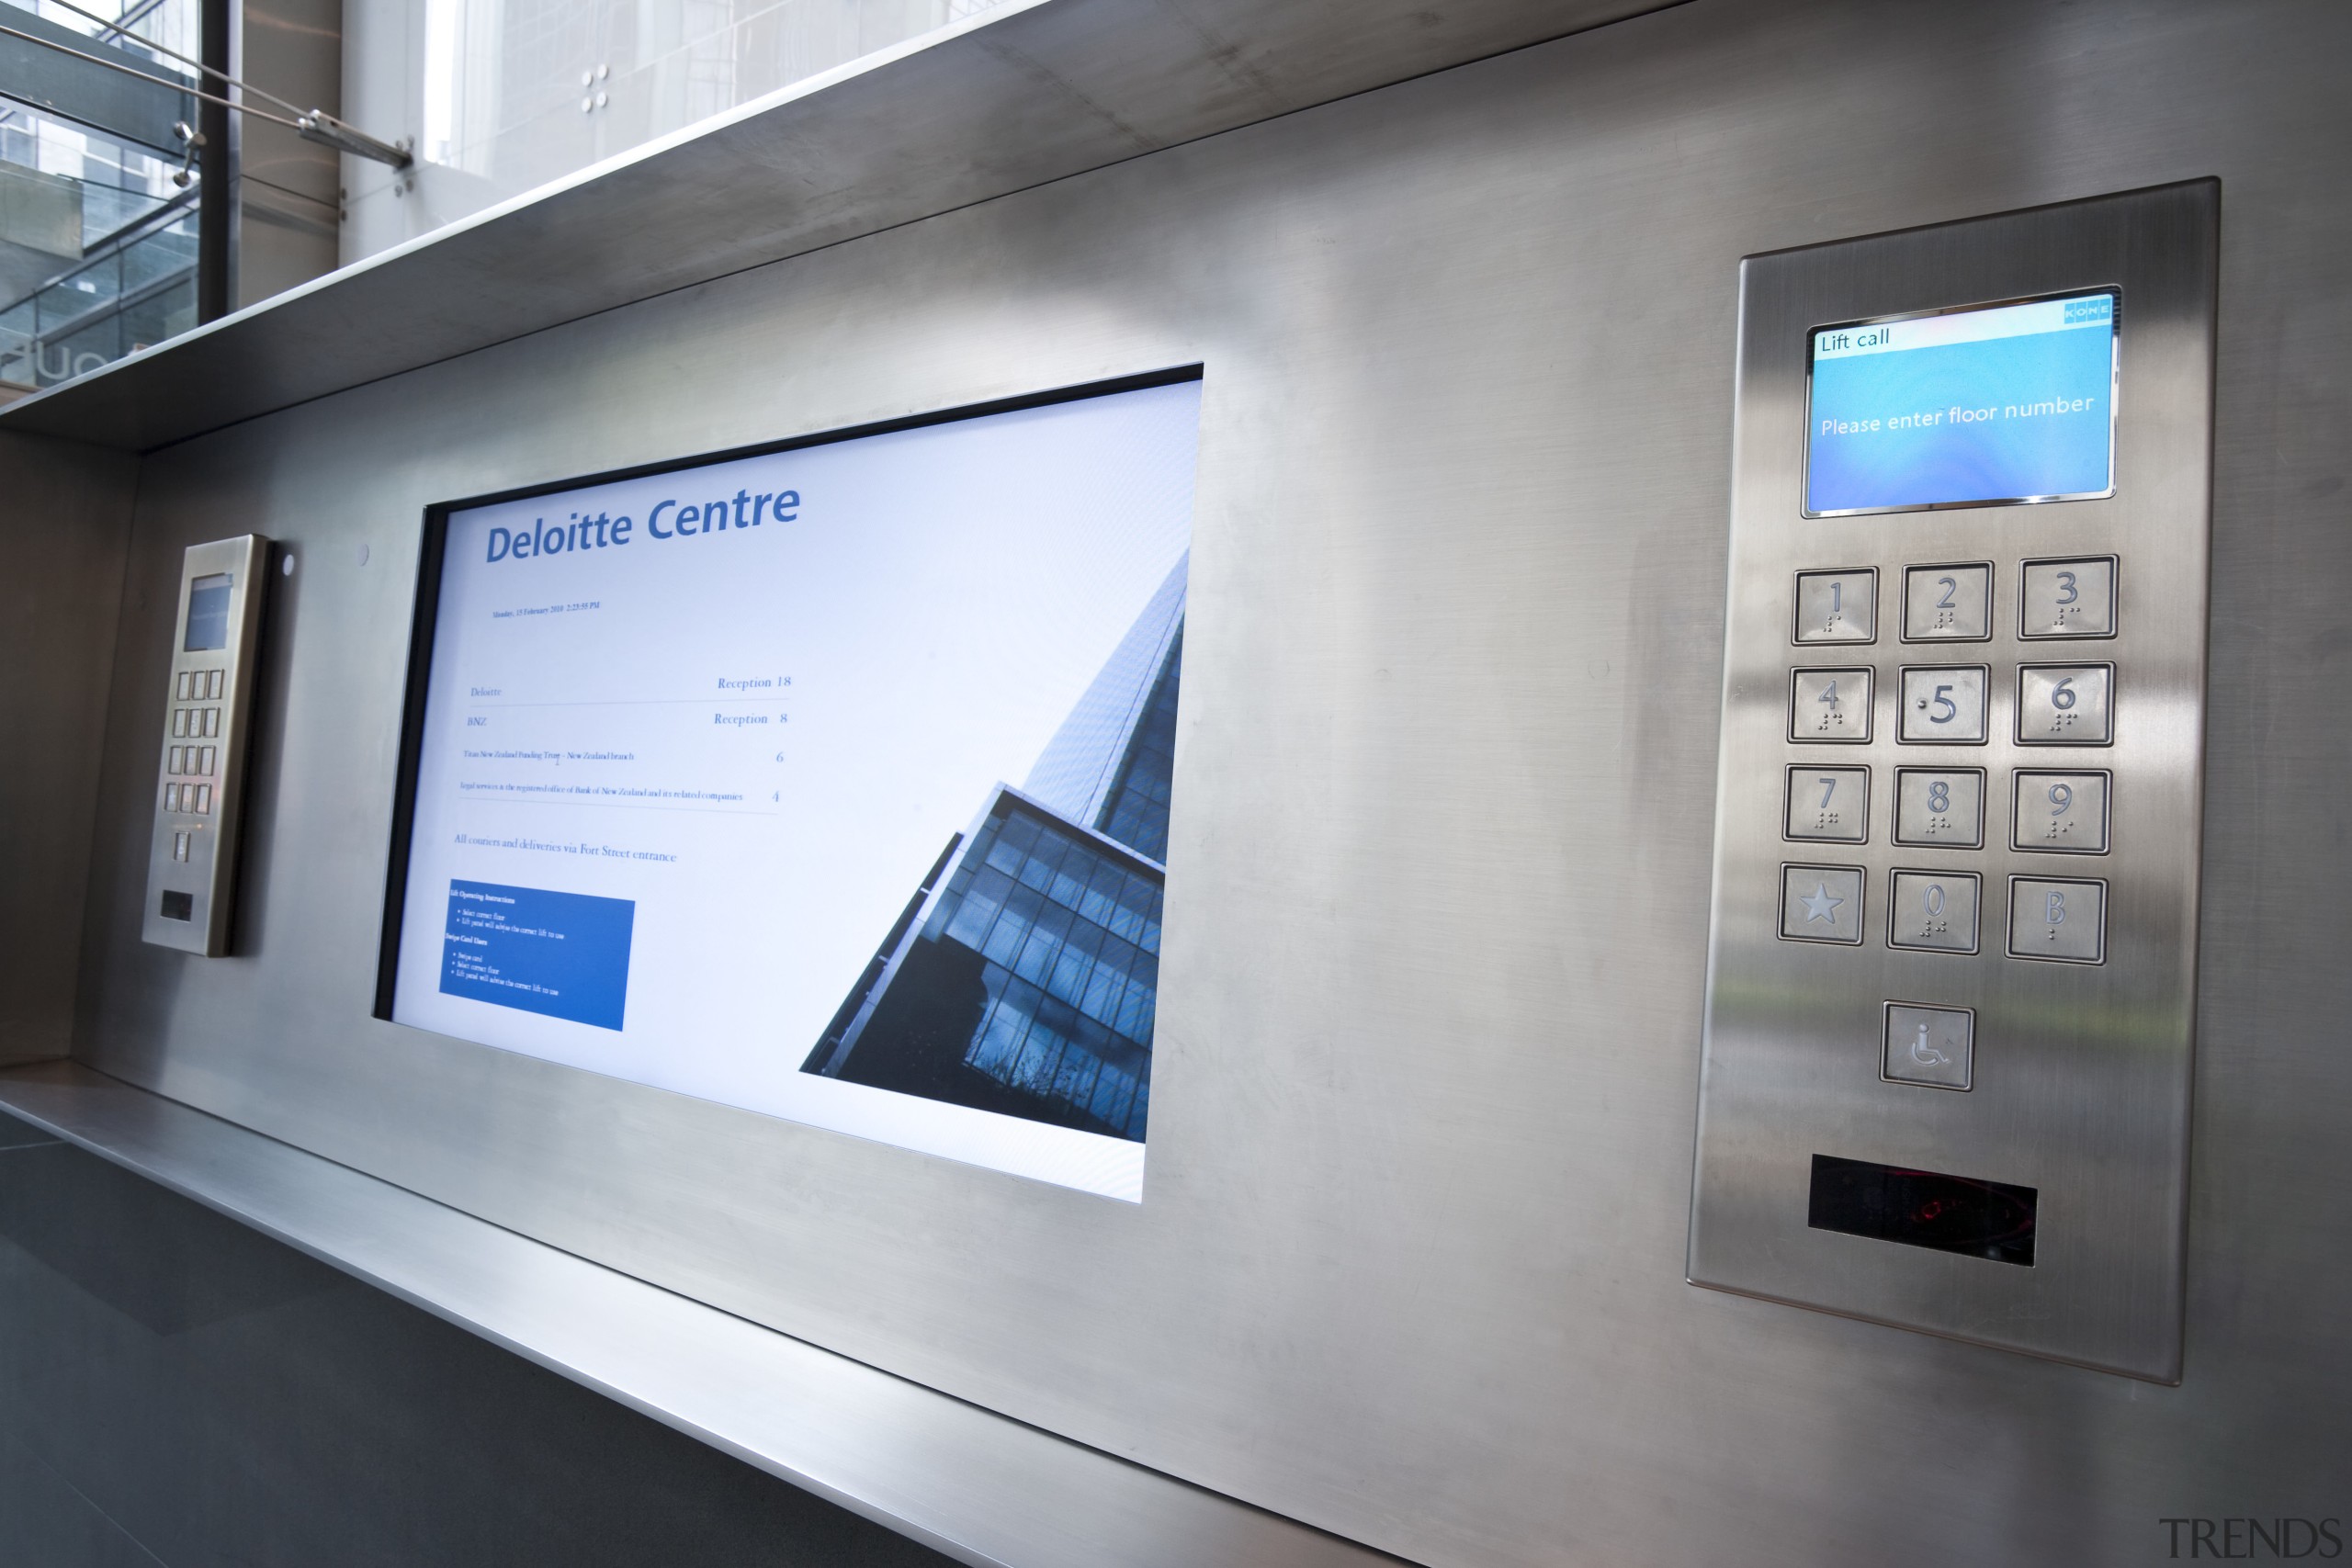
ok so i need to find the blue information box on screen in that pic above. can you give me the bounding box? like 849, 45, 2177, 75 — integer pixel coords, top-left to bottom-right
1804, 290, 2117, 516
439, 880, 635, 1031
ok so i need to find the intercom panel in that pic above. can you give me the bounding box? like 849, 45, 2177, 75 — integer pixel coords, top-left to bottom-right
142, 536, 270, 956
1689, 183, 2216, 1381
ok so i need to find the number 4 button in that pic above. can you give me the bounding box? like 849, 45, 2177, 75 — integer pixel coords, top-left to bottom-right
1790, 668, 1872, 743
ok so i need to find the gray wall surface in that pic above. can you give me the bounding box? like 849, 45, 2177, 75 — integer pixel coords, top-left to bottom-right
0, 432, 134, 1066
46, 1, 2352, 1564
0, 1111, 956, 1568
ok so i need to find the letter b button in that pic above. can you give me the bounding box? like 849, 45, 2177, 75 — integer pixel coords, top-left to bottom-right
2007, 876, 2106, 964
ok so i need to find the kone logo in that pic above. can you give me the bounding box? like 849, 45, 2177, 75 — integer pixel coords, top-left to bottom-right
2064, 296, 2113, 324
2159, 1517, 2343, 1559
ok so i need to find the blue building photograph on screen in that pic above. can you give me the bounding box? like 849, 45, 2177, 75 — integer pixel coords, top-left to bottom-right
1805, 290, 2117, 515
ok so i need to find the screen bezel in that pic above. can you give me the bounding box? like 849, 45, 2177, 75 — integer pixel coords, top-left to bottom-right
1799, 286, 2121, 519
371, 365, 1205, 1021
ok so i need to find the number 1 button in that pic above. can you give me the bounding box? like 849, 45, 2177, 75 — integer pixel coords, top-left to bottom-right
1794, 569, 1877, 644
1790, 668, 1872, 742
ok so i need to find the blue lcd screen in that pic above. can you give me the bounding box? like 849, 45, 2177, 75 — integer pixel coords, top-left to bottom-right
1804, 290, 2117, 515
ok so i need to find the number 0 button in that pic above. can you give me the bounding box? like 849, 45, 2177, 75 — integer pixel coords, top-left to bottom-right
1790, 668, 1872, 743
1898, 666, 1987, 744
1888, 870, 1980, 953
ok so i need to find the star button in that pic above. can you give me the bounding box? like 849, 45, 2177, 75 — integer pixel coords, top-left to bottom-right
1799, 882, 1844, 924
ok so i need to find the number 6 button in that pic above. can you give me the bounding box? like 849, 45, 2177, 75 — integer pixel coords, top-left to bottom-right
2018, 664, 2113, 745
1898, 666, 1987, 743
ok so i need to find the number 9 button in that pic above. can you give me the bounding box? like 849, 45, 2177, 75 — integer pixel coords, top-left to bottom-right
2012, 771, 2109, 853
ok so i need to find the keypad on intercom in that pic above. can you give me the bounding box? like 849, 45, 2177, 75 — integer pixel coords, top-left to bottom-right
160, 663, 227, 836
1778, 557, 2119, 1087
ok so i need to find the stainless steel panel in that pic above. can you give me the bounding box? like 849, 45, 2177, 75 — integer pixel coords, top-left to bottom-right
0, 1062, 1391, 1568
0, 433, 135, 1066
141, 535, 269, 956
42, 2, 2352, 1564
1690, 183, 2216, 1381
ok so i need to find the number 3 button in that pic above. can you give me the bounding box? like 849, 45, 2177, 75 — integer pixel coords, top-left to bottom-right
1898, 666, 1987, 744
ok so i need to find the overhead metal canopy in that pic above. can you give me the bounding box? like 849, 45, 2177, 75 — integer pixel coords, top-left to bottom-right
0, 0, 1681, 451
0, 8, 195, 155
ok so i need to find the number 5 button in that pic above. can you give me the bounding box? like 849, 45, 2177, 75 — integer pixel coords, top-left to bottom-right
2018, 664, 2113, 745
1898, 666, 1987, 743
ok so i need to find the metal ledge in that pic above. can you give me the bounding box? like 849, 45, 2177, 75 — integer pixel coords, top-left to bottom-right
0, 1060, 1403, 1568
0, 0, 1674, 453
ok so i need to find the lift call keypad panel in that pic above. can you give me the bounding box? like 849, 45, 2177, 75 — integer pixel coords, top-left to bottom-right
142, 536, 269, 956
1689, 183, 2215, 1382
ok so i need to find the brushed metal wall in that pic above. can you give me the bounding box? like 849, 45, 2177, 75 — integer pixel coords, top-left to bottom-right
0, 432, 133, 1066
64, 1, 2352, 1563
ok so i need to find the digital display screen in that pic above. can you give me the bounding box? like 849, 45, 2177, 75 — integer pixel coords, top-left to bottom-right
385, 377, 1202, 1200
184, 573, 232, 650
1807, 1153, 2037, 1267
1804, 290, 2117, 515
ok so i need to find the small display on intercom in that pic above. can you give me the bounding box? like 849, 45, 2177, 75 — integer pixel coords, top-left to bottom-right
184, 573, 233, 650
1805, 290, 2117, 515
